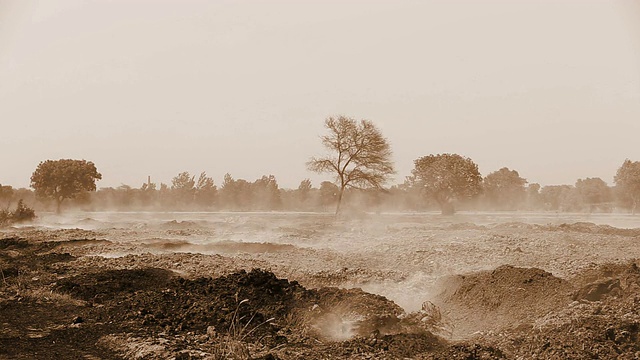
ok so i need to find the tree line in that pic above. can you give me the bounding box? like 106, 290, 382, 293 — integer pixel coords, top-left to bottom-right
2, 115, 640, 215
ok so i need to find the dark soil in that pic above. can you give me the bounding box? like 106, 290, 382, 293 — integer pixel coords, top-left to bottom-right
3, 235, 640, 359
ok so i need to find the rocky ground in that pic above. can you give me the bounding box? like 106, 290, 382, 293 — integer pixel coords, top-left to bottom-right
1, 213, 640, 359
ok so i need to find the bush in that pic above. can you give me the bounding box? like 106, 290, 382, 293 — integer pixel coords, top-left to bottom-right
12, 200, 36, 222
0, 199, 36, 227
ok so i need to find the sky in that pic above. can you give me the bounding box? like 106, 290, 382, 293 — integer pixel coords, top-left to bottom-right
1, 0, 639, 190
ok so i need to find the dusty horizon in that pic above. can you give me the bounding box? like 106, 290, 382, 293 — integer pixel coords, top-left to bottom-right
1, 0, 639, 190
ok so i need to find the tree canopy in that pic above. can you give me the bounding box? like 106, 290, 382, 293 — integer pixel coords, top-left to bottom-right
484, 167, 527, 210
307, 116, 395, 215
575, 177, 611, 211
409, 153, 482, 215
614, 159, 640, 214
30, 159, 102, 212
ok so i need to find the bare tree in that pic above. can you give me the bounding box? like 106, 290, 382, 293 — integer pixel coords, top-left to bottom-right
307, 116, 394, 215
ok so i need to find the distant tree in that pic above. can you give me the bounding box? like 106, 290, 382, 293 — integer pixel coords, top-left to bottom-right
575, 177, 612, 212
409, 154, 482, 215
525, 183, 542, 210
139, 180, 158, 208
539, 185, 582, 211
171, 171, 196, 207
194, 172, 217, 208
171, 172, 195, 192
307, 116, 395, 215
219, 174, 252, 210
158, 182, 171, 208
141, 182, 157, 192
219, 173, 236, 209
483, 167, 527, 210
0, 184, 14, 209
30, 159, 102, 213
614, 159, 640, 214
319, 181, 339, 210
297, 179, 312, 203
115, 184, 134, 208
252, 175, 281, 210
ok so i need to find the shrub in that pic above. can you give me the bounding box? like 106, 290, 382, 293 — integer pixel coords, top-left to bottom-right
12, 200, 36, 223
0, 199, 36, 227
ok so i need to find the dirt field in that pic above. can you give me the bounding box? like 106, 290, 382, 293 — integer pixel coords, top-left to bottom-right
2, 212, 640, 359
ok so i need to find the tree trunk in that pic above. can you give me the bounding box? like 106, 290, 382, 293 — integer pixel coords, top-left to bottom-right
335, 187, 345, 216
440, 201, 455, 216
437, 195, 455, 216
56, 197, 63, 214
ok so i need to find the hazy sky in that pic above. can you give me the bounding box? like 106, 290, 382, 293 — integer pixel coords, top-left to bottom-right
1, 0, 639, 190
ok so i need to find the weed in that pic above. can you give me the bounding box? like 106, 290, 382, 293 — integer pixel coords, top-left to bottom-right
210, 298, 276, 360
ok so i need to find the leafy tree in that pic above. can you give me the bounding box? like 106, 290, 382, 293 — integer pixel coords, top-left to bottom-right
307, 116, 395, 215
539, 185, 582, 211
139, 180, 158, 208
252, 175, 281, 210
483, 167, 527, 210
30, 159, 102, 212
171, 172, 196, 192
195, 172, 217, 208
297, 179, 312, 204
614, 159, 640, 214
575, 177, 612, 212
409, 153, 482, 215
319, 181, 339, 210
219, 174, 252, 210
116, 184, 135, 208
0, 184, 14, 209
141, 182, 157, 192
171, 171, 196, 207
158, 182, 172, 208
525, 183, 542, 210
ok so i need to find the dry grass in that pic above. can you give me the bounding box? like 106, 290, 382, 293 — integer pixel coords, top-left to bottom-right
210, 298, 276, 360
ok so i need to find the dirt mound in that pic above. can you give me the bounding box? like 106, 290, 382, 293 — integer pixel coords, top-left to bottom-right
490, 297, 640, 359
434, 265, 573, 337
76, 269, 313, 345
571, 261, 640, 302
0, 237, 77, 278
306, 287, 405, 340
7, 228, 105, 241
545, 222, 640, 237
0, 237, 30, 250
55, 268, 176, 302
444, 223, 487, 231
160, 220, 201, 230
146, 240, 296, 254
52, 266, 418, 357
332, 332, 443, 359
491, 222, 538, 230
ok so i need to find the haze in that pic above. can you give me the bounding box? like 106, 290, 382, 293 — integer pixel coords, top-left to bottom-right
1, 0, 639, 190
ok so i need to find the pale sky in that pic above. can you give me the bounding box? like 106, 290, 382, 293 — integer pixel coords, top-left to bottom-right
1, 0, 639, 190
